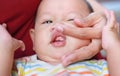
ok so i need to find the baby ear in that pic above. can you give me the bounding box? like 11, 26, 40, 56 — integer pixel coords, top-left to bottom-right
29, 29, 35, 51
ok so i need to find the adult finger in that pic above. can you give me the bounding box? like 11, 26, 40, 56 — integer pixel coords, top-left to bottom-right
109, 11, 117, 29
117, 23, 119, 33
62, 39, 102, 67
2, 23, 7, 28
74, 12, 105, 27
106, 11, 119, 34
62, 23, 101, 39
12, 38, 25, 51
87, 0, 106, 12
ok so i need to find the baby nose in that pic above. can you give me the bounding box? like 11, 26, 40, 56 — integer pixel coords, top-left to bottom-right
51, 23, 64, 32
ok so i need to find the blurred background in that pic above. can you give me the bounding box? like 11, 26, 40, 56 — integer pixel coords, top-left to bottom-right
98, 0, 120, 24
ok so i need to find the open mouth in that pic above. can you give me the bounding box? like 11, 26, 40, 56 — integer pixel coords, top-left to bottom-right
50, 31, 66, 47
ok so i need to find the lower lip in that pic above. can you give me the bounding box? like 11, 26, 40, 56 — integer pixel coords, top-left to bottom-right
51, 41, 66, 47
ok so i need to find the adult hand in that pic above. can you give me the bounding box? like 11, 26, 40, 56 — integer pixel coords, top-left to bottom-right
102, 10, 120, 76
0, 23, 25, 76
62, 12, 105, 39
61, 0, 107, 67
102, 10, 120, 52
0, 23, 25, 53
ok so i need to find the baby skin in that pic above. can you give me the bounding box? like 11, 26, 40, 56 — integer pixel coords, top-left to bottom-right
0, 0, 120, 76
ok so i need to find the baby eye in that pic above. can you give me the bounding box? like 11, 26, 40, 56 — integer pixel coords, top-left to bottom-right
67, 19, 74, 21
42, 20, 53, 24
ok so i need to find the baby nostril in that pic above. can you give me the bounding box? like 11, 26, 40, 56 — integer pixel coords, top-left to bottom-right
50, 26, 55, 32
50, 26, 64, 33
51, 27, 55, 31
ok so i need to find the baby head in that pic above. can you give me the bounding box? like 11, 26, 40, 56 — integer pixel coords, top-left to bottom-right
30, 0, 92, 65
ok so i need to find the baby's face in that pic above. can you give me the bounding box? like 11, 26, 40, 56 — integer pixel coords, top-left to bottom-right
30, 0, 90, 64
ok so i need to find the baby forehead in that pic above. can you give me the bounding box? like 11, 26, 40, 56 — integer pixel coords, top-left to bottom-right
39, 0, 90, 13
40, 0, 88, 7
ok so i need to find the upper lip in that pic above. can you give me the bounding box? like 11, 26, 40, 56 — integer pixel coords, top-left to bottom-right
50, 30, 66, 43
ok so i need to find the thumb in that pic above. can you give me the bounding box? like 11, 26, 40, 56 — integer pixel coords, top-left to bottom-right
106, 11, 116, 29
61, 50, 84, 67
86, 0, 105, 12
2, 23, 7, 28
74, 12, 105, 27
62, 53, 77, 67
12, 38, 25, 51
18, 40, 25, 51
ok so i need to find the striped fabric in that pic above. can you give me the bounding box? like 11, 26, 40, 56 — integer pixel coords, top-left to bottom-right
14, 55, 109, 76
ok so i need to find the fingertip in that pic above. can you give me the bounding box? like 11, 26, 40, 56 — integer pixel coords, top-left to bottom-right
62, 59, 71, 67
56, 26, 64, 32
110, 11, 116, 21
61, 51, 74, 61
62, 61, 67, 67
2, 23, 7, 28
62, 53, 77, 66
104, 9, 108, 17
61, 55, 66, 61
61, 55, 69, 67
74, 19, 86, 27
61, 53, 74, 67
105, 10, 112, 28
74, 19, 79, 23
21, 46, 25, 51
109, 11, 116, 29
2, 23, 7, 25
19, 41, 25, 51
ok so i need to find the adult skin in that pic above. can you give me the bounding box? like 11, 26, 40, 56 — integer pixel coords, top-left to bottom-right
0, 23, 25, 76
62, 0, 107, 66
